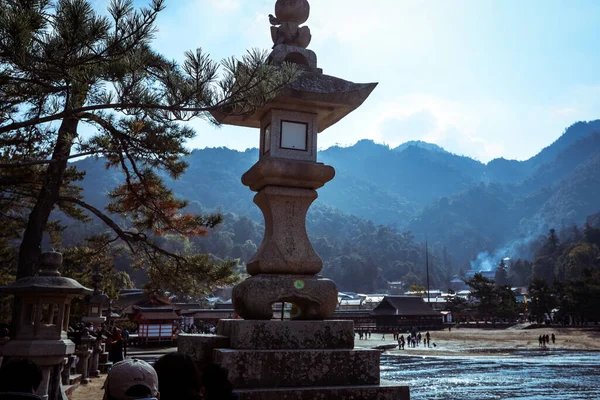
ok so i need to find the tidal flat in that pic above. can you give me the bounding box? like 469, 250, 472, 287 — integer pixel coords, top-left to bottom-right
365, 327, 600, 399
382, 350, 600, 399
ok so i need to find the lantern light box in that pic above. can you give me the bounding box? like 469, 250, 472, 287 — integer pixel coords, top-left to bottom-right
260, 109, 317, 162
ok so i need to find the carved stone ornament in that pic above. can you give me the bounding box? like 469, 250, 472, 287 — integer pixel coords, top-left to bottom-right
269, 0, 312, 48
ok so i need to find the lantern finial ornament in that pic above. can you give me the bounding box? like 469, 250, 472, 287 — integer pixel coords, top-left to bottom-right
269, 0, 311, 48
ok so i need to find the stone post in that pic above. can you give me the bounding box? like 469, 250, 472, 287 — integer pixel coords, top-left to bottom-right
88, 337, 101, 378
0, 252, 92, 400
74, 334, 94, 384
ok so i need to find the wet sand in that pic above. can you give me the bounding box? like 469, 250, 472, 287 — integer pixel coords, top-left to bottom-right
355, 326, 600, 357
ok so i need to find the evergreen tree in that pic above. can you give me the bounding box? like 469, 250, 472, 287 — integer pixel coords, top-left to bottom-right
496, 285, 519, 320
544, 228, 560, 255
466, 273, 499, 322
528, 278, 555, 323
0, 0, 295, 292
495, 258, 508, 286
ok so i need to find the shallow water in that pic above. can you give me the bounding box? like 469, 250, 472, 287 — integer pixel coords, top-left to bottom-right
381, 350, 600, 399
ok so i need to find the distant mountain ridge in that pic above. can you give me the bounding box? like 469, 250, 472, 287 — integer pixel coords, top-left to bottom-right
71, 120, 600, 271
393, 140, 447, 154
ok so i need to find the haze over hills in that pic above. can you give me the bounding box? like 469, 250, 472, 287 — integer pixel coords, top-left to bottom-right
69, 120, 600, 290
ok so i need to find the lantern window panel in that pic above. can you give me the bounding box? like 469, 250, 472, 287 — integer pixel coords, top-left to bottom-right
263, 124, 271, 155
24, 303, 37, 325
40, 303, 59, 326
280, 121, 308, 151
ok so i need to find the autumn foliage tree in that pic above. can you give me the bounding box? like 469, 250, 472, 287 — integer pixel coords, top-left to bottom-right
0, 0, 295, 295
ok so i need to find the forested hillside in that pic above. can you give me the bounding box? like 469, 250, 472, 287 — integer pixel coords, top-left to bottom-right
60, 120, 600, 292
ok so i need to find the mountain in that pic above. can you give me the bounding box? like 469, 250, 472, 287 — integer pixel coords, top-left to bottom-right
483, 120, 600, 184
320, 140, 485, 208
393, 140, 446, 154
524, 120, 600, 172
66, 120, 600, 290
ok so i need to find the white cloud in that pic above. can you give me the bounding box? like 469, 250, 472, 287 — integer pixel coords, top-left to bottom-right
206, 0, 241, 12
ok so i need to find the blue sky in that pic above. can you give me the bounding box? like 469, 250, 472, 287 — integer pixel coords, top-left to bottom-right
93, 0, 600, 162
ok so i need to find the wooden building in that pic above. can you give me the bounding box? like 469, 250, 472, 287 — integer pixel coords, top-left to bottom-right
328, 310, 376, 332
371, 296, 443, 331
131, 306, 180, 343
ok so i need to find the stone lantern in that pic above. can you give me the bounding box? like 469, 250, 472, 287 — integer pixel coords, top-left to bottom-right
203, 1, 410, 399
82, 265, 109, 379
82, 265, 109, 326
0, 252, 92, 400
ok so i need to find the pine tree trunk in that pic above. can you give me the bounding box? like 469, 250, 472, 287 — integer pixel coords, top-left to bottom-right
16, 116, 79, 278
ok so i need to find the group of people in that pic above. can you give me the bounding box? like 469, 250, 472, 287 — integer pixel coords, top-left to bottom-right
0, 352, 238, 400
355, 329, 435, 350
538, 333, 556, 347
397, 331, 432, 349
180, 323, 216, 335
356, 330, 372, 340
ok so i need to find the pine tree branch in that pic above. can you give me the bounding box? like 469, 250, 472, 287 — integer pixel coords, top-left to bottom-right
0, 102, 212, 134
0, 150, 104, 168
56, 195, 186, 262
2, 76, 67, 92
0, 68, 290, 134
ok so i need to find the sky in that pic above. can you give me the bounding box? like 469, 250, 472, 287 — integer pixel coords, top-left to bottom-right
92, 0, 600, 162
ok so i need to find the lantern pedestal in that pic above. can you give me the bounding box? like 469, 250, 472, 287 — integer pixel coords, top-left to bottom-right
3, 339, 75, 400
74, 335, 94, 384
214, 319, 409, 400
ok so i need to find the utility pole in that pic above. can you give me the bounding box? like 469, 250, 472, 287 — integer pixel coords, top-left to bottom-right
426, 238, 430, 305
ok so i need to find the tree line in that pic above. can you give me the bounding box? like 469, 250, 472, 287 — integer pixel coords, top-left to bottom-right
454, 219, 600, 324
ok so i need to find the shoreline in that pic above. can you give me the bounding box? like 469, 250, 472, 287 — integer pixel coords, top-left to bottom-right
355, 327, 600, 357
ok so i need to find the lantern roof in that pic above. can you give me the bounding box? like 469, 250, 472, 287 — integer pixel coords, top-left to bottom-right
212, 72, 377, 132
0, 252, 92, 296
85, 265, 110, 304
211, 0, 377, 132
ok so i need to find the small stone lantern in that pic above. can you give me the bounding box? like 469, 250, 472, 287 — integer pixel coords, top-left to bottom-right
83, 265, 109, 326
82, 265, 109, 379
0, 252, 92, 400
212, 0, 377, 321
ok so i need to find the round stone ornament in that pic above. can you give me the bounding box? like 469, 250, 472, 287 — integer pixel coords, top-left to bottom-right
275, 0, 310, 24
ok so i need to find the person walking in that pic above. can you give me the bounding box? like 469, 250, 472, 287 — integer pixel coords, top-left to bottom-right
108, 327, 125, 364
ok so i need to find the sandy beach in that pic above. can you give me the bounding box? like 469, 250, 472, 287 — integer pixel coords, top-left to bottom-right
355, 326, 600, 357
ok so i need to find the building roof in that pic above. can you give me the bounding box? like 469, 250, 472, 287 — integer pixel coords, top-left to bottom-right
331, 310, 372, 318
135, 311, 180, 322
339, 299, 363, 306
371, 296, 441, 317
193, 310, 235, 319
